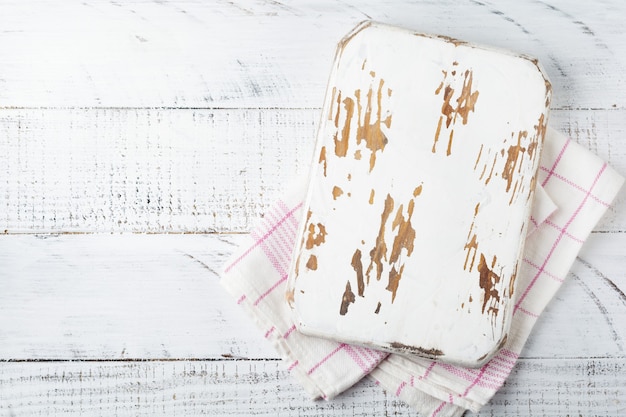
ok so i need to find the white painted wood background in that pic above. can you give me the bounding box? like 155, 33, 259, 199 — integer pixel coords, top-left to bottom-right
0, 1, 624, 415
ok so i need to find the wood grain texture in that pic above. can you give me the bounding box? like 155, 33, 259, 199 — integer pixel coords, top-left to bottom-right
0, 0, 624, 110
0, 358, 623, 416
0, 234, 624, 363
0, 234, 262, 361
0, 109, 317, 233
1, 109, 624, 233
1, 0, 625, 415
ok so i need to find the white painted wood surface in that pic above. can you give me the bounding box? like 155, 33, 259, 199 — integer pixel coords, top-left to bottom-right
0, 1, 624, 415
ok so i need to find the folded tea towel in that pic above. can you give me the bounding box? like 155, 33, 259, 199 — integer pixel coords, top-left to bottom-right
220, 127, 624, 415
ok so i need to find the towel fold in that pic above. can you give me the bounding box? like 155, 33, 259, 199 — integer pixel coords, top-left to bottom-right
220, 127, 623, 415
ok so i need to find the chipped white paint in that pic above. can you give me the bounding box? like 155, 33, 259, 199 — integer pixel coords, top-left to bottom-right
0, 0, 625, 415
288, 22, 550, 367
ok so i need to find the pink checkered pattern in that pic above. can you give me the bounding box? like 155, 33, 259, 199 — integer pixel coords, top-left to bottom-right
220, 128, 623, 415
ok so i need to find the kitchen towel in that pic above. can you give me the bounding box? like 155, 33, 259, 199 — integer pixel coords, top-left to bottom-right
220, 127, 624, 416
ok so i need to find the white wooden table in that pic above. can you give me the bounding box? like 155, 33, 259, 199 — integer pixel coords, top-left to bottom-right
1, 1, 625, 415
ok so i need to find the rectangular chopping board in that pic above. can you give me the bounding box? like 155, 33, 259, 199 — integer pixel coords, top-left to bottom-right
286, 21, 551, 367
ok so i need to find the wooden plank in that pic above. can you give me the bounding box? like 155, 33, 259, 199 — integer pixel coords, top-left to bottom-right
0, 108, 318, 233
0, 233, 277, 361
0, 357, 623, 416
0, 233, 624, 361
0, 0, 624, 109
1, 109, 624, 233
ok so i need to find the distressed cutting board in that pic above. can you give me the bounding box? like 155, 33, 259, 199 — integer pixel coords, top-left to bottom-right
287, 21, 551, 367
